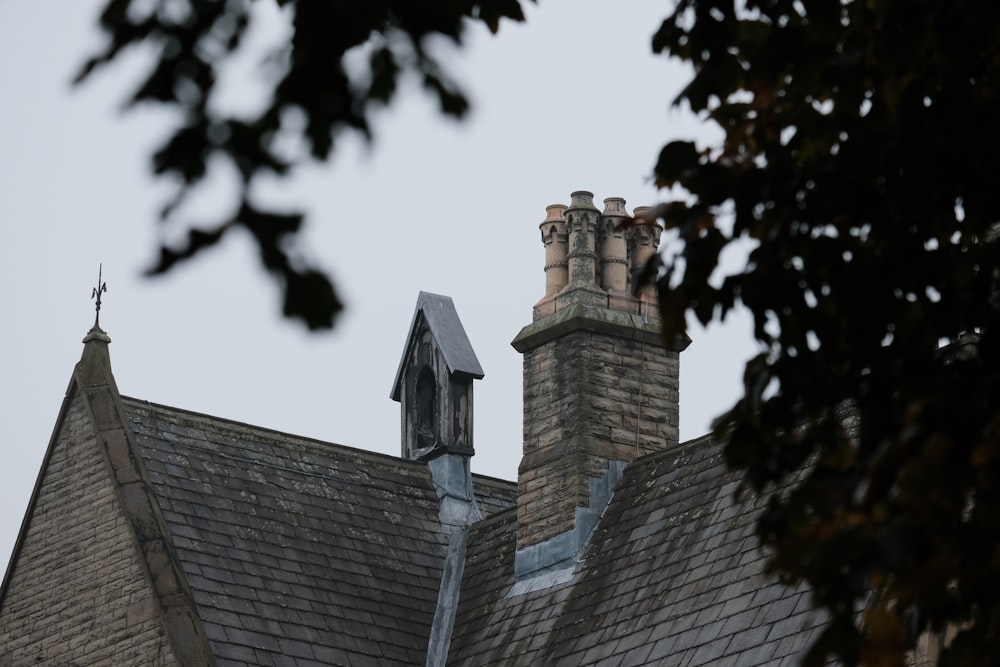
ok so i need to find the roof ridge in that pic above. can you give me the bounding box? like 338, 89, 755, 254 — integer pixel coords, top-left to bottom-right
469, 504, 517, 531
471, 472, 517, 489
626, 431, 716, 469
120, 395, 430, 471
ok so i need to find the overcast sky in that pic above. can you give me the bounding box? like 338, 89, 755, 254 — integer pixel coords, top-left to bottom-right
0, 1, 757, 572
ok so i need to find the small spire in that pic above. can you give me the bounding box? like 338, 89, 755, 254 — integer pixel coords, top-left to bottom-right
84, 264, 111, 343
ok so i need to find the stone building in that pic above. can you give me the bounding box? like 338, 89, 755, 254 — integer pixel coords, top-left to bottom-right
0, 191, 834, 666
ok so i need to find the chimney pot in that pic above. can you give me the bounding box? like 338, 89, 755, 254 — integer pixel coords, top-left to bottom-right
561, 190, 604, 305
538, 204, 569, 304
628, 208, 663, 308
599, 197, 629, 295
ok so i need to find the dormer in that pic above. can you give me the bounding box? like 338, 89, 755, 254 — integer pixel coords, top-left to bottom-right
391, 292, 484, 461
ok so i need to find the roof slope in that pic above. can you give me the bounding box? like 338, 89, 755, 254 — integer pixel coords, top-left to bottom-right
448, 435, 826, 666
123, 397, 514, 666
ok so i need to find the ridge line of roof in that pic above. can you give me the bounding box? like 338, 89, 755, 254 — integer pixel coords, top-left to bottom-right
623, 432, 717, 470
122, 396, 520, 486
470, 472, 518, 489
121, 396, 427, 469
469, 504, 517, 531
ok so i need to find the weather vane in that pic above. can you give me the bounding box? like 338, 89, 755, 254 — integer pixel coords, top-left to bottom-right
90, 264, 108, 332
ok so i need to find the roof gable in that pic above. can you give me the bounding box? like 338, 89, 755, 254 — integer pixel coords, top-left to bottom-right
1, 333, 213, 666
0, 394, 179, 665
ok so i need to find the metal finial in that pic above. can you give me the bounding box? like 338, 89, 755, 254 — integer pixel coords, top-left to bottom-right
90, 264, 108, 332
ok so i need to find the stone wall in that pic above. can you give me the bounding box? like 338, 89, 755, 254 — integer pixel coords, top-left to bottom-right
0, 396, 177, 666
517, 327, 680, 547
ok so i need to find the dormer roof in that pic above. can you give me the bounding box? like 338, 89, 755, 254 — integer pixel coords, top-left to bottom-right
390, 292, 484, 401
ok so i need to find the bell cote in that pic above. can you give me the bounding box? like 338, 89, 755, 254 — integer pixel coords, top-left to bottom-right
391, 292, 484, 461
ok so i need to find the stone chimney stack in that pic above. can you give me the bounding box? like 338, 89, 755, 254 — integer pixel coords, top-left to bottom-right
511, 191, 688, 578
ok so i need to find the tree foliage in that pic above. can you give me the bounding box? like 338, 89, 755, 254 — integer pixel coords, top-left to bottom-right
650, 1, 1000, 664
79, 0, 530, 329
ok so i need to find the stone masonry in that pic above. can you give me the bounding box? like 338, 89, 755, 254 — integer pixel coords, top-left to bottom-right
512, 191, 687, 550
0, 396, 178, 666
516, 326, 679, 548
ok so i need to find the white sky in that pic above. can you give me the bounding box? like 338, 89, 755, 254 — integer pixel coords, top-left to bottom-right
0, 1, 756, 573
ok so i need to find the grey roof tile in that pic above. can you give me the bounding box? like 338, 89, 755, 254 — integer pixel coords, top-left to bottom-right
756, 592, 803, 627
689, 637, 731, 667
620, 643, 656, 665
773, 624, 815, 659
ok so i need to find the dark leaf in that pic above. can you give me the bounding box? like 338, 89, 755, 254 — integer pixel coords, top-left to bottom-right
145, 223, 231, 276
78, 0, 532, 329
654, 1, 1000, 662
281, 268, 343, 330
654, 141, 701, 189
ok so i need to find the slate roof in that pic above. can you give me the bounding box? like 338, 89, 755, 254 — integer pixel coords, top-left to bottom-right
120, 397, 516, 666
120, 394, 826, 667
447, 434, 827, 667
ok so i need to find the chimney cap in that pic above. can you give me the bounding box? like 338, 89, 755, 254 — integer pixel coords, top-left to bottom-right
602, 197, 627, 216
566, 191, 598, 210
543, 204, 568, 222
631, 206, 664, 228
